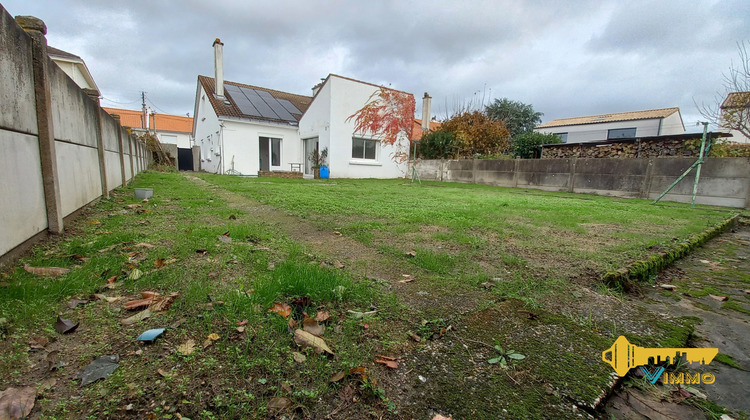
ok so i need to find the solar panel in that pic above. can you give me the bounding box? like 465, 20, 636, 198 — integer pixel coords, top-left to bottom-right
225, 85, 261, 117
240, 87, 278, 120
277, 99, 302, 115
254, 90, 296, 121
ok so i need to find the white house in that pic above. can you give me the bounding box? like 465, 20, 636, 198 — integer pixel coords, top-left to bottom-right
192, 39, 413, 178
720, 92, 750, 144
535, 107, 685, 144
103, 107, 194, 149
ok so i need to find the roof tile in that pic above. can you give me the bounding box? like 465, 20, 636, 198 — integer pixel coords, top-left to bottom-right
536, 107, 680, 129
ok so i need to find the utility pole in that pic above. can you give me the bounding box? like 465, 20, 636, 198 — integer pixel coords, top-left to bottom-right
141, 91, 147, 129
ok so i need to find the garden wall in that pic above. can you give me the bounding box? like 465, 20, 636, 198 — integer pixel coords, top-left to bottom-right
0, 7, 148, 263
416, 157, 750, 209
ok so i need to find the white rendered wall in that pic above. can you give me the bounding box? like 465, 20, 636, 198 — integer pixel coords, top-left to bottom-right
299, 79, 332, 172
537, 118, 668, 144
221, 119, 301, 176
194, 85, 222, 173
322, 76, 408, 178
158, 132, 192, 148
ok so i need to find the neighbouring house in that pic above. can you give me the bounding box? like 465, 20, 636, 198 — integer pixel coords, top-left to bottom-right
192, 39, 418, 178
102, 107, 194, 149
720, 92, 750, 144
535, 107, 685, 144
48, 46, 100, 102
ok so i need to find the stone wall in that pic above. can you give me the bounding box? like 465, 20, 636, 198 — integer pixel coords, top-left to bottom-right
542, 137, 698, 159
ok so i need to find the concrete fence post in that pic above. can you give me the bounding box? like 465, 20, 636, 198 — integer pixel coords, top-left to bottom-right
112, 114, 127, 187
16, 16, 63, 234
567, 157, 577, 193
513, 158, 520, 188
93, 107, 109, 197
127, 133, 135, 180
472, 158, 477, 184
640, 158, 655, 199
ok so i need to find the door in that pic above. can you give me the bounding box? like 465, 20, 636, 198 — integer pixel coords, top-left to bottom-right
304, 137, 319, 175
259, 137, 270, 171
177, 147, 193, 171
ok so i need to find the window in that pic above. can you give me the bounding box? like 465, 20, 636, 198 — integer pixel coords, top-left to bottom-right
271, 138, 281, 167
352, 137, 377, 160
607, 128, 636, 139
556, 132, 568, 143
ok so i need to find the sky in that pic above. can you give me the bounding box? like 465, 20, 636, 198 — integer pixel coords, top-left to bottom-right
5, 0, 750, 133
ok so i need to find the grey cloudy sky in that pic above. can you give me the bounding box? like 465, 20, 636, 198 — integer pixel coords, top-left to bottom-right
5, 0, 749, 132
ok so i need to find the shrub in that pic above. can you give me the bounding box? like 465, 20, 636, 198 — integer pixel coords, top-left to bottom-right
512, 132, 561, 158
419, 130, 456, 159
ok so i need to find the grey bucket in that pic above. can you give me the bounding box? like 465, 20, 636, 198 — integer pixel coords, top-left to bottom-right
134, 188, 153, 199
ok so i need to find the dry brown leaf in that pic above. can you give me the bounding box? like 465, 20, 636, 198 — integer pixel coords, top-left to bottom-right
217, 234, 231, 244
135, 242, 155, 249
709, 294, 728, 302
106, 275, 118, 284
399, 274, 414, 283
150, 292, 179, 312
293, 329, 334, 355
375, 356, 399, 369
126, 204, 142, 209
207, 333, 220, 341
406, 250, 417, 257
157, 368, 169, 377
408, 332, 422, 342
292, 352, 306, 363
98, 244, 118, 253
302, 314, 325, 337
315, 311, 330, 322
334, 260, 345, 269
236, 326, 246, 333
348, 366, 370, 383
23, 264, 70, 277
330, 371, 345, 382
87, 220, 101, 225
124, 296, 155, 311
432, 415, 452, 420
120, 309, 151, 326
267, 396, 292, 411
333, 231, 342, 236
202, 339, 213, 349
54, 316, 78, 334
269, 302, 292, 318
0, 386, 37, 420
154, 258, 165, 268
28, 336, 49, 350
177, 339, 195, 355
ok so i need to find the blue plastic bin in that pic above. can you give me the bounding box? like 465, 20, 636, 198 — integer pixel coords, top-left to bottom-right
320, 166, 329, 179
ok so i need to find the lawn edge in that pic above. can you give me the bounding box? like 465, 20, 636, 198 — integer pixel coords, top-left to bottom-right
602, 213, 741, 291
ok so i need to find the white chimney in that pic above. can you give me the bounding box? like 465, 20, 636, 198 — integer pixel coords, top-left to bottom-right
421, 92, 432, 132
213, 38, 225, 99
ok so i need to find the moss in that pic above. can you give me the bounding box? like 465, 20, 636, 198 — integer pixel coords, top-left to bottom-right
603, 214, 740, 290
722, 300, 750, 315
714, 353, 743, 370
654, 316, 699, 348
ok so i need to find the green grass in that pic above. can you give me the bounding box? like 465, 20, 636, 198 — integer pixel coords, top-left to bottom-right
714, 352, 743, 370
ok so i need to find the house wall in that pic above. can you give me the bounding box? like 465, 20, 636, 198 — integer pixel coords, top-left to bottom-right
194, 84, 222, 173
322, 76, 408, 178
220, 119, 301, 176
0, 6, 147, 263
50, 59, 95, 90
536, 117, 684, 144
299, 78, 333, 172
416, 157, 750, 209
157, 131, 192, 149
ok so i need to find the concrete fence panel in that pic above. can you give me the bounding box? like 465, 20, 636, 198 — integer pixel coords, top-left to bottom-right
416, 157, 750, 209
0, 11, 37, 135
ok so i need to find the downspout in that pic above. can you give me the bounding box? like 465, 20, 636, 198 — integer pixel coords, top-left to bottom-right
657, 117, 663, 136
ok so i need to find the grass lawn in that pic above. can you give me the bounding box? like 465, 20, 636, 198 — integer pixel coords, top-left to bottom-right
0, 171, 738, 419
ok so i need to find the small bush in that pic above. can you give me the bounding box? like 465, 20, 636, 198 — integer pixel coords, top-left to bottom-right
419, 130, 456, 159
512, 132, 561, 158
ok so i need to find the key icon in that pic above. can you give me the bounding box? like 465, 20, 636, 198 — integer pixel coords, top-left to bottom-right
602, 336, 718, 376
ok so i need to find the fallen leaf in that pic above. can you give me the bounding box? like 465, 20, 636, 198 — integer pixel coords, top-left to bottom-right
126, 204, 142, 209
334, 260, 345, 269
135, 242, 155, 249
267, 262, 275, 270
195, 249, 208, 255
203, 339, 213, 349
236, 326, 246, 333
79, 355, 119, 386
150, 292, 179, 312
745, 290, 750, 295
399, 274, 414, 283
292, 352, 306, 363
347, 310, 377, 319
293, 329, 334, 355
228, 215, 237, 220
87, 220, 101, 225
120, 309, 151, 326
0, 386, 37, 419
348, 366, 370, 383
405, 250, 417, 257
23, 264, 70, 277
94, 294, 123, 303
333, 231, 342, 236
432, 415, 452, 420
267, 396, 292, 411
54, 316, 79, 334
217, 234, 231, 244
330, 371, 345, 382
124, 296, 155, 311
303, 314, 325, 337
269, 302, 292, 318
98, 244, 118, 253
315, 311, 330, 322
28, 336, 49, 350
126, 251, 141, 258
207, 333, 220, 341
127, 269, 143, 281
375, 356, 399, 369
659, 284, 677, 290
408, 332, 422, 342
157, 368, 170, 377
106, 275, 118, 284
67, 298, 89, 309
177, 339, 196, 356
237, 320, 248, 326
69, 254, 89, 263
45, 350, 62, 372
709, 294, 729, 302
154, 258, 166, 268
481, 282, 495, 289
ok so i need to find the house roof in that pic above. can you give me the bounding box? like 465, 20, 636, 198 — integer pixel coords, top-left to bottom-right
720, 92, 750, 109
102, 107, 193, 134
536, 107, 680, 129
47, 46, 81, 61
411, 119, 442, 140
197, 75, 312, 124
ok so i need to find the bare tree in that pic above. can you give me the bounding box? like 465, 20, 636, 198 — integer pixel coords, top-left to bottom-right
698, 41, 750, 140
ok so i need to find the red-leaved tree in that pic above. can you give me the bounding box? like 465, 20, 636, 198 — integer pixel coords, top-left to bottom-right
347, 87, 416, 163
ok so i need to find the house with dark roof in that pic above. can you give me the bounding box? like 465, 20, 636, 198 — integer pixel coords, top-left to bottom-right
720, 92, 750, 144
47, 46, 100, 101
534, 107, 685, 144
192, 39, 416, 178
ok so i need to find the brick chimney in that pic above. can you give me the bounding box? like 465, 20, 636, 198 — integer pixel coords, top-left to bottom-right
421, 92, 432, 132
213, 38, 225, 99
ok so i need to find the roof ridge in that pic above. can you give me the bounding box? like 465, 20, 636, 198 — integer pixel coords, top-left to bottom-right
328, 73, 413, 96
